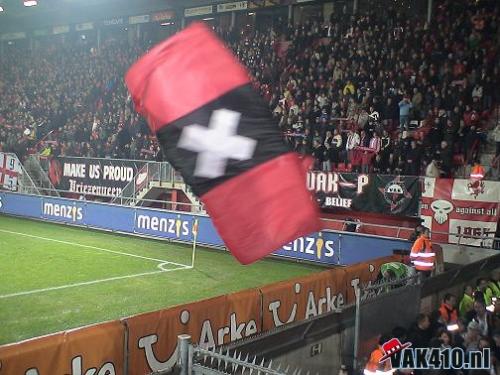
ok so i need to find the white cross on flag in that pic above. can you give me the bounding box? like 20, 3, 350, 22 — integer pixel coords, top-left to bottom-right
421, 177, 499, 247
178, 109, 256, 179
0, 153, 22, 191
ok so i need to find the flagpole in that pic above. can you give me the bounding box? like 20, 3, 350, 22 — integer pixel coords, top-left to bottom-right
191, 217, 198, 268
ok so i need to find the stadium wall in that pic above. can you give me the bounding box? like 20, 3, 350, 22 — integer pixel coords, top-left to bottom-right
0, 191, 411, 266
0, 253, 400, 375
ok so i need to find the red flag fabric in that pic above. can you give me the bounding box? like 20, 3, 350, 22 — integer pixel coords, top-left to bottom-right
125, 22, 320, 264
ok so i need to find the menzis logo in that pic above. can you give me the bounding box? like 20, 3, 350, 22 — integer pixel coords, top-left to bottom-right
43, 202, 83, 222
281, 233, 334, 260
136, 214, 190, 238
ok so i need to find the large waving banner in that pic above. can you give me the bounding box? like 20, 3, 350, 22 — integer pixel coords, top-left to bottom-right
308, 172, 420, 217
421, 178, 500, 247
48, 157, 146, 198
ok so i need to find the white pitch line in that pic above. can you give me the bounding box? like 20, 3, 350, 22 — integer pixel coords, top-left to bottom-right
0, 266, 191, 299
0, 228, 188, 268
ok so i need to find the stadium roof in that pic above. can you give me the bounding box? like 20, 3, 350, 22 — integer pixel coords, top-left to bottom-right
0, 0, 222, 32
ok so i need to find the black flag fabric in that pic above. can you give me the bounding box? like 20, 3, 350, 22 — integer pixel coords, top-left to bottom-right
126, 22, 320, 264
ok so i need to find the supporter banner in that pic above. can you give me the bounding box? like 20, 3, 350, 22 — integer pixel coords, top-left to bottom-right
125, 289, 261, 374
248, 0, 265, 7
75, 22, 94, 31
356, 174, 420, 216
0, 320, 124, 374
48, 157, 146, 198
103, 17, 125, 27
33, 29, 49, 37
0, 192, 410, 265
53, 25, 70, 35
308, 172, 420, 217
0, 153, 22, 191
184, 5, 213, 17
421, 178, 500, 247
217, 1, 248, 12
129, 15, 150, 25
151, 10, 175, 22
1, 32, 26, 40
264, 0, 289, 6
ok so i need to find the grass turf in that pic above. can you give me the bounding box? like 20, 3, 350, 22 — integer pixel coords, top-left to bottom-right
0, 214, 324, 345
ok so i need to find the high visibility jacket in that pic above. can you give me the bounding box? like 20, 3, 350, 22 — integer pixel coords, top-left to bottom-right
459, 294, 474, 318
410, 234, 435, 271
487, 280, 500, 298
470, 164, 485, 180
438, 302, 458, 324
364, 347, 394, 375
480, 288, 493, 306
380, 262, 411, 279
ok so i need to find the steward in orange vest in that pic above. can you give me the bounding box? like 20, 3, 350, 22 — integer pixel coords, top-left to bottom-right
438, 293, 458, 324
470, 161, 485, 181
410, 227, 435, 274
364, 335, 394, 375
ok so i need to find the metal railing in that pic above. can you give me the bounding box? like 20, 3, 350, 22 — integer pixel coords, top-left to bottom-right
29, 186, 204, 210
353, 274, 421, 372
115, 162, 163, 206
24, 155, 59, 196
165, 335, 315, 375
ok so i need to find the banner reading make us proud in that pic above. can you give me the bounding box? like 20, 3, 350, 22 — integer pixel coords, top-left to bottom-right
307, 172, 421, 217
48, 157, 147, 198
421, 178, 500, 246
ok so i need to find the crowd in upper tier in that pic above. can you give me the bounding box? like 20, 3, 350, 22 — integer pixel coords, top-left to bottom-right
0, 0, 498, 177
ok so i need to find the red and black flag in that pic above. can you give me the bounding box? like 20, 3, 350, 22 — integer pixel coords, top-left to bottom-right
125, 22, 320, 264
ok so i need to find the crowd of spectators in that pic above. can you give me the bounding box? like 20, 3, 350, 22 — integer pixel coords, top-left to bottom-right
371, 271, 500, 374
0, 0, 498, 179
0, 40, 159, 161
239, 0, 499, 177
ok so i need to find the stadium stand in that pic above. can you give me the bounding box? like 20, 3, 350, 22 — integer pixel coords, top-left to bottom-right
365, 275, 500, 375
0, 0, 498, 180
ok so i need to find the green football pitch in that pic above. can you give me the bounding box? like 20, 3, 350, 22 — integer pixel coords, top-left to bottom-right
0, 214, 324, 345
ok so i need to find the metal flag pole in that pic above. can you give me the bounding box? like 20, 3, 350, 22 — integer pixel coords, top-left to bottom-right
190, 217, 198, 268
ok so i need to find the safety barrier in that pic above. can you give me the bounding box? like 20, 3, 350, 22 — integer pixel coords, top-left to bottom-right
0, 191, 411, 266
0, 254, 400, 375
